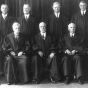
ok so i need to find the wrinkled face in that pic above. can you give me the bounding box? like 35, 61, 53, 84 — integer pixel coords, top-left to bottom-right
1, 5, 8, 14
68, 24, 76, 34
23, 5, 30, 14
13, 24, 20, 36
79, 2, 87, 11
39, 23, 46, 33
53, 3, 61, 13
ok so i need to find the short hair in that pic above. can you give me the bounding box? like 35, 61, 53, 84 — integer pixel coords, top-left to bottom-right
53, 2, 61, 7
68, 23, 76, 28
1, 4, 8, 9
39, 22, 46, 27
79, 1, 87, 6
23, 4, 31, 10
12, 22, 20, 29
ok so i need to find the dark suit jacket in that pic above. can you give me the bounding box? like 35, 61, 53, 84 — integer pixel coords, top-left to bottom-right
17, 15, 37, 39
59, 34, 84, 54
0, 14, 15, 38
71, 11, 88, 48
46, 13, 68, 41
2, 32, 32, 56
32, 33, 56, 57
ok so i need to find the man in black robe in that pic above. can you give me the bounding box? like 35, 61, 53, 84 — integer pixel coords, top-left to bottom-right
46, 2, 68, 42
0, 34, 3, 75
17, 4, 37, 39
0, 4, 15, 39
0, 4, 15, 76
32, 22, 60, 84
59, 23, 84, 84
71, 1, 88, 52
2, 22, 32, 85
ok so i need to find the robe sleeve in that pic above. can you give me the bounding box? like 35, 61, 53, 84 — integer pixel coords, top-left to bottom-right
72, 37, 84, 53
2, 36, 13, 54
58, 36, 68, 53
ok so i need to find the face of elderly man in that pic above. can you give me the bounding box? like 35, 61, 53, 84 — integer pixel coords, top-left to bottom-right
68, 23, 76, 34
1, 5, 8, 14
53, 2, 61, 13
79, 2, 87, 11
13, 23, 20, 36
23, 4, 30, 14
39, 22, 46, 33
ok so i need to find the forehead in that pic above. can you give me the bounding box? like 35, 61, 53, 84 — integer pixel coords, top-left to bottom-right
13, 24, 20, 28
1, 5, 8, 8
69, 24, 75, 28
53, 3, 60, 7
39, 23, 46, 27
23, 5, 30, 8
80, 2, 86, 6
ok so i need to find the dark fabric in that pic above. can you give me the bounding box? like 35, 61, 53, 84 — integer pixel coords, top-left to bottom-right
71, 11, 88, 51
45, 13, 68, 42
17, 15, 37, 39
32, 33, 56, 57
32, 33, 60, 80
47, 55, 61, 81
59, 34, 84, 53
2, 32, 32, 83
62, 54, 83, 79
0, 14, 15, 39
4, 55, 28, 83
59, 34, 84, 79
31, 55, 45, 80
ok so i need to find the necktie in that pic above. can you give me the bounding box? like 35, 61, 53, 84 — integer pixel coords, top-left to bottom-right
57, 13, 58, 18
82, 11, 85, 16
25, 16, 28, 20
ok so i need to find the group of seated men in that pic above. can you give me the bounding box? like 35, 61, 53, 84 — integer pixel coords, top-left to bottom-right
0, 0, 87, 85
0, 21, 84, 85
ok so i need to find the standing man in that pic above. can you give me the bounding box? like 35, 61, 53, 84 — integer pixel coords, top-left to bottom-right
46, 2, 68, 42
59, 23, 84, 84
71, 1, 88, 52
17, 4, 37, 39
0, 4, 15, 39
0, 4, 15, 76
32, 22, 60, 84
2, 22, 32, 85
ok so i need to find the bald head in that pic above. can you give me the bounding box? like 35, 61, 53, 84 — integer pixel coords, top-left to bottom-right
39, 22, 46, 33
68, 23, 76, 33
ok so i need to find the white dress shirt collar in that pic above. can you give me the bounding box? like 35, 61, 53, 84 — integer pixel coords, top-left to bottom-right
70, 33, 75, 37
54, 12, 60, 18
40, 32, 46, 39
2, 13, 8, 20
81, 10, 86, 16
24, 14, 30, 19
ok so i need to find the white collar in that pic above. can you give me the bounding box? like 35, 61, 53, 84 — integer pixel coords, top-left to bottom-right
81, 10, 86, 15
40, 32, 46, 39
70, 33, 75, 37
54, 12, 60, 18
24, 14, 30, 18
2, 13, 8, 19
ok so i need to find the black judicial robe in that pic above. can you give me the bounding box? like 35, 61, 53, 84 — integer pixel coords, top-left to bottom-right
0, 14, 15, 38
59, 34, 84, 78
17, 15, 37, 39
32, 33, 60, 81
71, 11, 88, 50
2, 32, 32, 83
0, 34, 3, 74
46, 13, 68, 41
